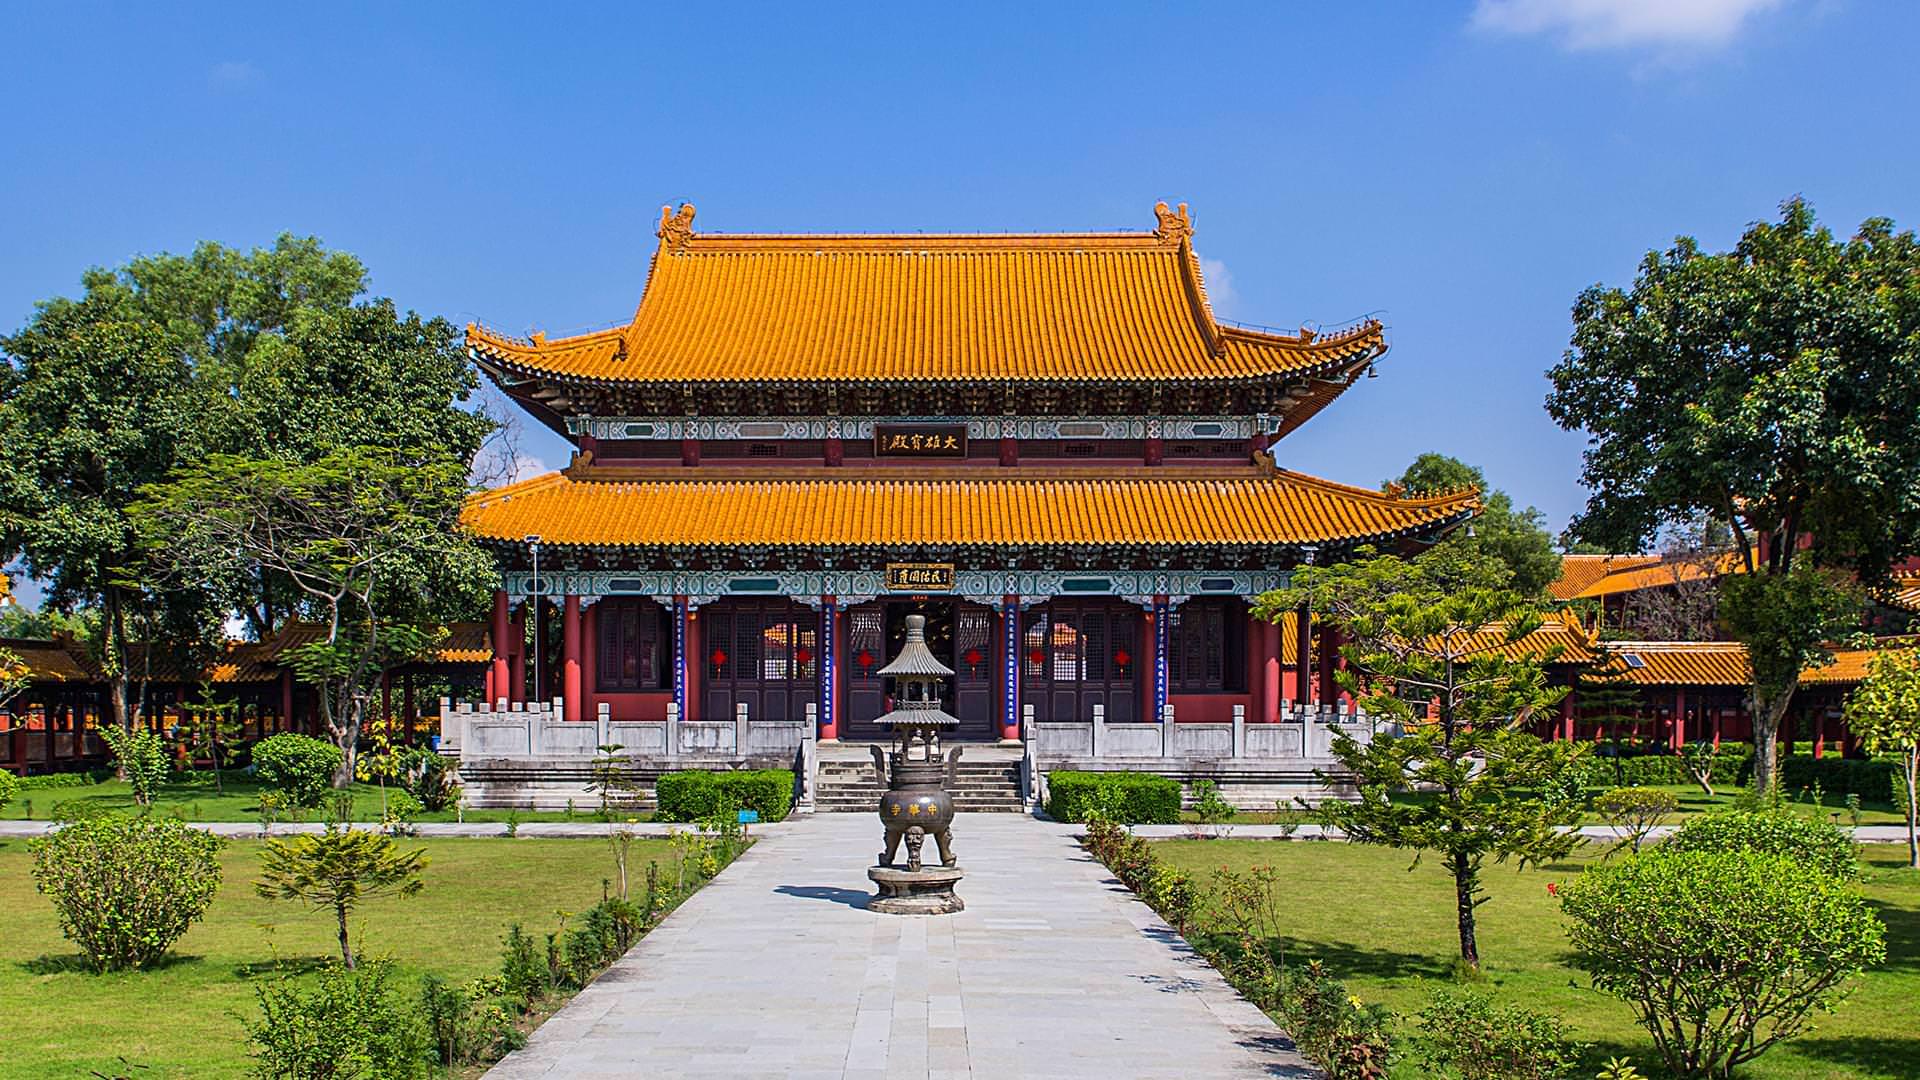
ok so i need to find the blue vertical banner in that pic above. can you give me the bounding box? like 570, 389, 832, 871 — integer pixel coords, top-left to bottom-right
819, 597, 836, 736
672, 597, 687, 717
1003, 596, 1020, 736
1153, 598, 1170, 723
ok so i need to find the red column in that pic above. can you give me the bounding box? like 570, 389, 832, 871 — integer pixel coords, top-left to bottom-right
1673, 689, 1686, 754
1813, 711, 1826, 759
1711, 706, 1722, 749
581, 602, 598, 720
508, 607, 526, 705
1316, 622, 1339, 705
280, 670, 294, 732
490, 590, 510, 705
1144, 437, 1163, 466
825, 437, 843, 466
562, 594, 582, 721
1560, 693, 1574, 742
1259, 619, 1281, 723
999, 437, 1017, 467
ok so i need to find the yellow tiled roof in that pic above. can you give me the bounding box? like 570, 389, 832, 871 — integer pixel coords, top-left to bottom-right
1594, 642, 1754, 686
466, 203, 1385, 387
1799, 640, 1919, 686
1879, 574, 1920, 614
1547, 554, 1662, 600
1565, 551, 1746, 600
461, 468, 1478, 550
1457, 615, 1600, 664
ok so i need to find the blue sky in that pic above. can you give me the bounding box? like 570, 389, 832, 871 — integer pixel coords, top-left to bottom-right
3, 1, 1916, 604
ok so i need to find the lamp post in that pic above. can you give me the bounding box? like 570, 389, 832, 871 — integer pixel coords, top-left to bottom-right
526, 534, 542, 703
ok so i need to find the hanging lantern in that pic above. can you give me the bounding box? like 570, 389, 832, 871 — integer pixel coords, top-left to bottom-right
1113, 647, 1131, 668
709, 648, 728, 669
857, 648, 876, 671
963, 646, 984, 668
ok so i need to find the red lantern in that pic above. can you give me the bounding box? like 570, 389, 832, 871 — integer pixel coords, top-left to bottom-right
1028, 648, 1045, 667
963, 647, 984, 668
1113, 648, 1131, 668
857, 649, 875, 671
709, 648, 727, 669
794, 646, 813, 666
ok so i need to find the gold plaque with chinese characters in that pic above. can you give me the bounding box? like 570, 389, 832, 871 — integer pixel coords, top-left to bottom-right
874, 423, 967, 458
884, 563, 957, 592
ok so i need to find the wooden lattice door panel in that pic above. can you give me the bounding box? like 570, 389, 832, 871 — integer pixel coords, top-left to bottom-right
1020, 601, 1141, 724
701, 599, 818, 724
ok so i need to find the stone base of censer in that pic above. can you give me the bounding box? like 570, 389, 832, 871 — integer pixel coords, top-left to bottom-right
867, 864, 966, 915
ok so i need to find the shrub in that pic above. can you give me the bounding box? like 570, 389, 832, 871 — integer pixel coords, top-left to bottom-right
1661, 810, 1859, 881
382, 790, 424, 834
1278, 960, 1395, 1080
398, 748, 460, 811
1081, 814, 1127, 865
0, 769, 18, 812
498, 924, 550, 1007
653, 769, 793, 822
28, 815, 223, 971
244, 958, 429, 1079
1416, 985, 1579, 1080
420, 974, 525, 1067
1592, 786, 1678, 854
20, 770, 111, 789
1560, 849, 1885, 1079
1143, 864, 1199, 934
562, 898, 645, 985
97, 724, 170, 806
1110, 834, 1159, 892
1044, 770, 1182, 824
1191, 779, 1236, 826
251, 733, 343, 810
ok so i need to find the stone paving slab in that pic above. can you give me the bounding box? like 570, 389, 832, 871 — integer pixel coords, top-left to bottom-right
484, 814, 1313, 1079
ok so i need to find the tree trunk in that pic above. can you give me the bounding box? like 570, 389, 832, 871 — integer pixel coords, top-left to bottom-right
330, 684, 360, 789
1452, 850, 1479, 970
336, 904, 354, 969
1748, 685, 1794, 797
1906, 750, 1918, 870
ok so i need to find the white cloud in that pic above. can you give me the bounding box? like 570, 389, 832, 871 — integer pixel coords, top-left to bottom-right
1197, 256, 1239, 321
208, 60, 262, 89
1471, 0, 1787, 49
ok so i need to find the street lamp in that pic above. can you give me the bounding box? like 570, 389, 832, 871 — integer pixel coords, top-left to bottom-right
525, 534, 542, 703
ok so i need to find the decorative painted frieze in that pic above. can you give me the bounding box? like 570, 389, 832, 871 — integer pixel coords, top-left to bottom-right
501, 568, 1288, 605
567, 415, 1261, 441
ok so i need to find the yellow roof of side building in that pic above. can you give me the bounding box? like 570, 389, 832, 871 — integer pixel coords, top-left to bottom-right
461, 468, 1479, 551
466, 202, 1386, 388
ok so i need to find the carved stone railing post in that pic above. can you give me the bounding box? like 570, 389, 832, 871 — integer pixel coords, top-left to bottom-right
1021, 702, 1038, 810
734, 701, 749, 757
596, 702, 610, 750
1091, 702, 1105, 759
1231, 703, 1245, 758
800, 702, 819, 813
665, 701, 681, 758
1159, 701, 1175, 757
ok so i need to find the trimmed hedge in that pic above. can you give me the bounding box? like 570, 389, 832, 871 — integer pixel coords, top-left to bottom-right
1045, 770, 1182, 824
1660, 810, 1859, 881
19, 770, 112, 789
654, 769, 794, 823
1779, 755, 1900, 804
1574, 743, 1754, 789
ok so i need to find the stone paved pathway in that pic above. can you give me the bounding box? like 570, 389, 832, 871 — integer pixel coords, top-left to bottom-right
484, 813, 1312, 1079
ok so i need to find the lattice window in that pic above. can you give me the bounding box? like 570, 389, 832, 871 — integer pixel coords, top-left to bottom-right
1167, 598, 1247, 693
597, 597, 668, 692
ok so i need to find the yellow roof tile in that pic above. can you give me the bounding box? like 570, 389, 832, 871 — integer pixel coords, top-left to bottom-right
1547, 554, 1662, 600
466, 203, 1385, 386
460, 469, 1477, 550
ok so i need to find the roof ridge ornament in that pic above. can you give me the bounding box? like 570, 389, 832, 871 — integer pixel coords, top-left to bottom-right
1152, 201, 1192, 244
658, 203, 697, 251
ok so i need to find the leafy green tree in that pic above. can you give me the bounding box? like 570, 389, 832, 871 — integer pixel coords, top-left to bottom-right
1545, 199, 1919, 792
1256, 551, 1586, 969
0, 287, 222, 731
29, 815, 224, 972
255, 825, 428, 969
1846, 648, 1920, 867
1387, 453, 1562, 597
134, 447, 490, 786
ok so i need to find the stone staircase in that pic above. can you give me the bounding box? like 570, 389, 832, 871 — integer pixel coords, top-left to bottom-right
814, 755, 1026, 813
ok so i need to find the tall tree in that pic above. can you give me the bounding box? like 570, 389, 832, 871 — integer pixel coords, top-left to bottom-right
134, 446, 492, 785
1546, 199, 1920, 792
1256, 550, 1586, 970
0, 289, 222, 730
1387, 453, 1563, 597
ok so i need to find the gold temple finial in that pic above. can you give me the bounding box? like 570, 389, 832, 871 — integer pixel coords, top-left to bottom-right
1152, 200, 1192, 243
657, 202, 697, 251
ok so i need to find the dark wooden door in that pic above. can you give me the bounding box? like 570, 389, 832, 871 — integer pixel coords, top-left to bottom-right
1020, 600, 1141, 724
700, 598, 819, 723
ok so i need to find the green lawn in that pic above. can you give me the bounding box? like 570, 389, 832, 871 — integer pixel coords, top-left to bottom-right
0, 835, 681, 1079
1178, 783, 1909, 827
1151, 838, 1920, 1080
2, 774, 618, 824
